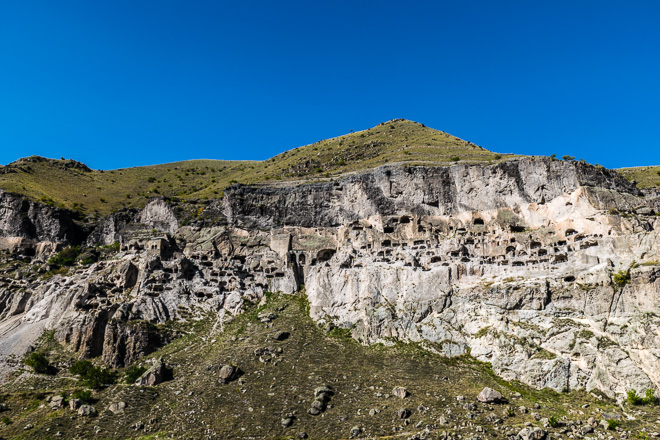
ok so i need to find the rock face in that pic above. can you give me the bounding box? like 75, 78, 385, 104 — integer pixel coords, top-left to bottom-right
0, 190, 82, 255
0, 157, 659, 401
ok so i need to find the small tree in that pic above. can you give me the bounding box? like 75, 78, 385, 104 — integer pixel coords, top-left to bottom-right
562, 155, 576, 161
70, 359, 93, 377
627, 389, 644, 405
24, 352, 50, 374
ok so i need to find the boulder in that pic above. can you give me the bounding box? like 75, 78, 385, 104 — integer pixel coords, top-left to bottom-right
108, 401, 126, 414
392, 386, 409, 399
477, 387, 504, 403
49, 396, 65, 410
136, 358, 168, 386
396, 408, 411, 419
77, 405, 97, 417
68, 399, 82, 410
517, 427, 547, 440
218, 365, 239, 384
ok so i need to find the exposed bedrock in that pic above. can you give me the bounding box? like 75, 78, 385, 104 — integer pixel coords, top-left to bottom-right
0, 158, 658, 401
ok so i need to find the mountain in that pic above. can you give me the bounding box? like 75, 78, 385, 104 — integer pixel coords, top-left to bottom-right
0, 122, 659, 439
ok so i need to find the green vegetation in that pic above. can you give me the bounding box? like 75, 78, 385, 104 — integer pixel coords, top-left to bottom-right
548, 415, 559, 427
48, 246, 81, 267
627, 389, 658, 406
124, 365, 148, 384
69, 359, 93, 376
617, 165, 660, 189
69, 360, 117, 389
606, 419, 620, 430
613, 269, 631, 287
23, 352, 50, 374
72, 389, 93, 403
0, 120, 511, 215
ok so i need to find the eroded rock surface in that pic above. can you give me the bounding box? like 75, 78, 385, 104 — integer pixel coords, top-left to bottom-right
0, 157, 659, 401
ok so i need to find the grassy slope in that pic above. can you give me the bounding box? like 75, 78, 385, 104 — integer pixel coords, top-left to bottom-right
2, 292, 656, 440
617, 165, 660, 189
0, 119, 509, 216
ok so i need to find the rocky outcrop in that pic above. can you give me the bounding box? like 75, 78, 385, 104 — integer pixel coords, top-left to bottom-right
224, 158, 639, 230
0, 190, 82, 252
0, 158, 658, 402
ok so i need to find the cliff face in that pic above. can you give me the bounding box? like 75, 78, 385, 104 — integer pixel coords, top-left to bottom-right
224, 158, 639, 229
0, 158, 658, 400
0, 190, 83, 253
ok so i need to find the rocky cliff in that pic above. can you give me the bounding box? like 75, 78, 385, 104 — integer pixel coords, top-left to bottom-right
0, 157, 659, 403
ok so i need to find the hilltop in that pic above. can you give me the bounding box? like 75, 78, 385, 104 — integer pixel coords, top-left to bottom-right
0, 119, 508, 216
0, 120, 657, 220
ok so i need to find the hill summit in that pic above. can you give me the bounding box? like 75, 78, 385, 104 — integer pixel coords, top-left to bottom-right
0, 119, 506, 216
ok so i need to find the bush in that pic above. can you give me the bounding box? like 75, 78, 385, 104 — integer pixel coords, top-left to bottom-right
72, 389, 92, 403
70, 360, 116, 389
613, 269, 631, 287
627, 389, 644, 405
124, 365, 148, 384
606, 419, 620, 430
82, 367, 117, 389
1, 416, 11, 425
147, 177, 156, 183
48, 246, 81, 267
24, 352, 50, 374
70, 359, 93, 377
644, 388, 658, 405
548, 415, 559, 427
562, 155, 576, 161
450, 156, 460, 162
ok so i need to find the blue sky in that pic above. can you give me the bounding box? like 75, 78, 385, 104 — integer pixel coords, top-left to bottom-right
1, 1, 659, 169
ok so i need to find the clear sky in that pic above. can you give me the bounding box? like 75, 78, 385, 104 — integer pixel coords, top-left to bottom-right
1, 1, 659, 170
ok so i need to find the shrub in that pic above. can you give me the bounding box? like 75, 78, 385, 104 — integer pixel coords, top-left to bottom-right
48, 246, 81, 267
147, 177, 156, 183
70, 359, 93, 377
24, 352, 50, 374
450, 156, 460, 162
627, 389, 644, 405
82, 367, 117, 389
562, 155, 576, 161
613, 269, 631, 287
1, 416, 11, 425
72, 389, 92, 403
124, 365, 148, 384
606, 419, 620, 430
70, 360, 116, 389
494, 154, 502, 160
644, 388, 658, 405
548, 415, 559, 428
